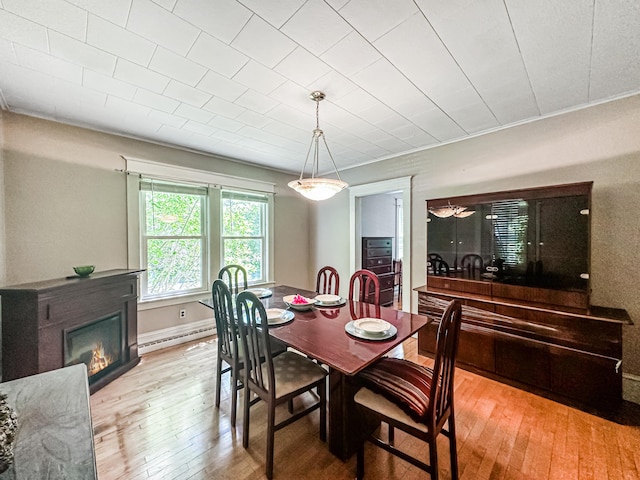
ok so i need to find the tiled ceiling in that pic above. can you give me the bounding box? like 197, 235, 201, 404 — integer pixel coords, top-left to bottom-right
1, 0, 639, 174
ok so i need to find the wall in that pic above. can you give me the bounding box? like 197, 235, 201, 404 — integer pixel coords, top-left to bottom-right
0, 112, 311, 339
360, 193, 396, 238
312, 94, 640, 403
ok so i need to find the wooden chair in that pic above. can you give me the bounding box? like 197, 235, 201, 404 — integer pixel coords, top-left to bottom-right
211, 279, 286, 427
460, 254, 484, 275
427, 257, 450, 276
236, 291, 328, 480
316, 266, 339, 295
354, 300, 463, 480
349, 269, 381, 305
393, 259, 403, 301
218, 264, 248, 295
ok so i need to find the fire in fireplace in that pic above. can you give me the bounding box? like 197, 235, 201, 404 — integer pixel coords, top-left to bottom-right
64, 313, 124, 383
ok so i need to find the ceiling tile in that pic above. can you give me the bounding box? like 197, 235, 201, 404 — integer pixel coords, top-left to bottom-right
208, 115, 244, 132
188, 33, 248, 78
320, 32, 381, 78
127, 0, 199, 55
87, 14, 155, 66
163, 80, 211, 107
0, 9, 49, 51
14, 44, 83, 84
237, 0, 304, 28
281, 0, 352, 55
49, 31, 117, 76
174, 102, 214, 123
506, 0, 593, 113
234, 89, 278, 115
231, 14, 296, 68
173, 0, 251, 44
235, 110, 272, 129
105, 95, 152, 118
151, 0, 178, 10
83, 69, 137, 100
274, 47, 332, 88
232, 60, 286, 95
183, 119, 216, 136
197, 70, 247, 101
114, 59, 170, 93
133, 88, 180, 113
65, 0, 132, 27
202, 96, 246, 118
148, 108, 187, 128
590, 0, 640, 100
149, 47, 207, 86
3, 0, 87, 41
337, 0, 418, 42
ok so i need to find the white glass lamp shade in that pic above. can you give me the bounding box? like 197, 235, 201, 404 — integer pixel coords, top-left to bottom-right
288, 178, 348, 201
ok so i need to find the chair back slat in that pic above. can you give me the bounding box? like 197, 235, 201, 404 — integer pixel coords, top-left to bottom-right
219, 264, 249, 295
236, 291, 274, 396
316, 266, 340, 295
211, 279, 238, 360
429, 300, 462, 423
349, 269, 381, 305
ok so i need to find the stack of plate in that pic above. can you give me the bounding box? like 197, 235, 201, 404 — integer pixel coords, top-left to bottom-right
314, 294, 345, 306
264, 308, 294, 325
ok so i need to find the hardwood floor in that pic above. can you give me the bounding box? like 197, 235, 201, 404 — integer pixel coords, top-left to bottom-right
91, 336, 640, 479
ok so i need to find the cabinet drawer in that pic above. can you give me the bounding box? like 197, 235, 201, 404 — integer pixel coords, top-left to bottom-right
365, 256, 392, 268
380, 289, 394, 306
364, 238, 392, 249
379, 274, 394, 290
364, 247, 392, 257
368, 265, 392, 275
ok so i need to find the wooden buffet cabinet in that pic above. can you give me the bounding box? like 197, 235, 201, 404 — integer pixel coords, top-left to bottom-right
419, 182, 632, 410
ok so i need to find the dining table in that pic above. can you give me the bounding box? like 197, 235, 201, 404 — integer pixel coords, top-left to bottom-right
200, 284, 432, 460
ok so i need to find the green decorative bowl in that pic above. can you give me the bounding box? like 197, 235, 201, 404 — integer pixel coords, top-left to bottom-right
73, 265, 95, 277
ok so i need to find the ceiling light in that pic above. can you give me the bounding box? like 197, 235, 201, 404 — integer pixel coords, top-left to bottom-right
288, 91, 348, 201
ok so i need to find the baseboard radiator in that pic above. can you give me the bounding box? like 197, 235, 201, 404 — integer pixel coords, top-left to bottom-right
138, 318, 216, 355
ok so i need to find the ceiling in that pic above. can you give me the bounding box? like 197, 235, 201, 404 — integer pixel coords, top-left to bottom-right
1, 0, 639, 175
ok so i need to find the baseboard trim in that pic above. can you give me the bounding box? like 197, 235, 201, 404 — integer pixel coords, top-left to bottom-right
138, 318, 215, 355
623, 372, 640, 405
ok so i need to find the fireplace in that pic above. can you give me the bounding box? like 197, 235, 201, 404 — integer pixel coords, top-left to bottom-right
1, 269, 142, 393
64, 312, 125, 385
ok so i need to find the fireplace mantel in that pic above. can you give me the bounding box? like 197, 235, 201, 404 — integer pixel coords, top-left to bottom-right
0, 269, 143, 392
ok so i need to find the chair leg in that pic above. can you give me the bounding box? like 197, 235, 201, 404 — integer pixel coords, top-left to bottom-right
287, 398, 294, 414
388, 424, 395, 445
429, 436, 439, 480
448, 414, 459, 480
319, 381, 326, 442
242, 386, 251, 449
230, 368, 238, 427
266, 401, 276, 480
356, 441, 364, 480
215, 356, 223, 407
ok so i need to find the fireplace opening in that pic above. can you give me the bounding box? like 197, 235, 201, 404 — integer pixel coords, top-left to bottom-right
64, 313, 124, 384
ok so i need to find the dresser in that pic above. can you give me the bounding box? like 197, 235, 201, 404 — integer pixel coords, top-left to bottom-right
361, 237, 394, 306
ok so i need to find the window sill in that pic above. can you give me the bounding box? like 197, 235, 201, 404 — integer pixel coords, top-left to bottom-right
138, 291, 210, 311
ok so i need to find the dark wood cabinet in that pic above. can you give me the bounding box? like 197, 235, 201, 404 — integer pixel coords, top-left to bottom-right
0, 269, 142, 392
362, 237, 394, 306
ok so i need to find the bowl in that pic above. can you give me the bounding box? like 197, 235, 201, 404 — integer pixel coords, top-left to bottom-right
73, 265, 95, 277
282, 294, 317, 311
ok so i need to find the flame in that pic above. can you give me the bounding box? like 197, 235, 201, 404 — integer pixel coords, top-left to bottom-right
88, 342, 113, 376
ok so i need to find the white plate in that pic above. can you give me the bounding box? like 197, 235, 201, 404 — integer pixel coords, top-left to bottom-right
345, 321, 397, 341
246, 288, 273, 298
264, 308, 294, 325
315, 294, 341, 304
353, 318, 392, 335
283, 294, 317, 311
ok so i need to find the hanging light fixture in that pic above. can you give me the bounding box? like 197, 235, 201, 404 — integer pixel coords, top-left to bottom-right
288, 91, 348, 201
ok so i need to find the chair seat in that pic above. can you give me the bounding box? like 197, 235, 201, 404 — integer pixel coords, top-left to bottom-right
354, 387, 428, 433
261, 351, 328, 399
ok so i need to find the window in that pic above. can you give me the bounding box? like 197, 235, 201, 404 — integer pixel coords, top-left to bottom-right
221, 190, 268, 284
140, 179, 208, 300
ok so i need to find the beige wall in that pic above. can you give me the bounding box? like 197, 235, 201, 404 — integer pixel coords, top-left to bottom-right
312, 94, 640, 402
0, 112, 311, 334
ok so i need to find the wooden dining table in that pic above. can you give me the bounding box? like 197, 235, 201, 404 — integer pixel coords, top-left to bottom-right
201, 284, 432, 460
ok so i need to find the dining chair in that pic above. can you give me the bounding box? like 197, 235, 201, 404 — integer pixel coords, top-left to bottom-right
316, 265, 340, 295
236, 291, 328, 480
393, 259, 403, 301
427, 257, 450, 276
460, 254, 484, 275
349, 269, 381, 305
353, 299, 463, 480
218, 264, 248, 295
211, 279, 286, 427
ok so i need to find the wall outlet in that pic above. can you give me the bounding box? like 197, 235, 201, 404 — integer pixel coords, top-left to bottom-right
179, 309, 186, 319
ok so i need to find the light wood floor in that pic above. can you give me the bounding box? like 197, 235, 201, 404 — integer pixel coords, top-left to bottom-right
91, 336, 640, 480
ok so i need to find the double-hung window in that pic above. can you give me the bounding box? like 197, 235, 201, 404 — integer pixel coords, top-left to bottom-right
140, 179, 208, 300
221, 190, 268, 284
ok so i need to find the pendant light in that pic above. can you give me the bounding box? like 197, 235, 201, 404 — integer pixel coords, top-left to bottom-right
288, 91, 348, 201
